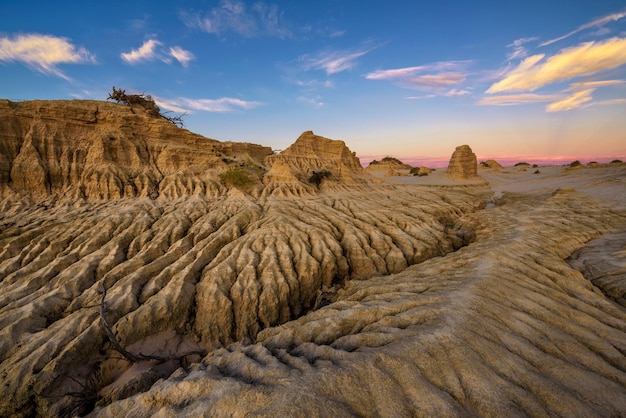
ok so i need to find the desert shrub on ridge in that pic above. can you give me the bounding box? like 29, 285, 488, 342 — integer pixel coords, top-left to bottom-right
219, 169, 254, 187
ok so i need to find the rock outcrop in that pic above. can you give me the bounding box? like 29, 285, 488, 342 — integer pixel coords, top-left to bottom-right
263, 131, 370, 191
446, 144, 479, 179
479, 159, 503, 169
0, 99, 273, 200
365, 156, 412, 171
410, 166, 433, 176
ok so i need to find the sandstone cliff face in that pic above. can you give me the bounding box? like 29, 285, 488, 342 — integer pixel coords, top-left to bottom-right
446, 144, 479, 179
0, 100, 273, 200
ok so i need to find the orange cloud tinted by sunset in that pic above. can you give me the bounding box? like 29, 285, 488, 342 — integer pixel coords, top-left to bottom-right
487, 37, 626, 93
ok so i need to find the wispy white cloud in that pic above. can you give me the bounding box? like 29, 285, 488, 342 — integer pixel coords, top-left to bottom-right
410, 73, 466, 87
155, 96, 263, 113
366, 61, 471, 94
295, 79, 334, 88
589, 98, 626, 106
482, 78, 625, 111
299, 48, 372, 74
540, 10, 626, 47
566, 79, 625, 90
366, 61, 468, 80
507, 37, 538, 61
121, 39, 162, 64
405, 94, 437, 100
546, 89, 593, 112
329, 30, 346, 38
366, 65, 425, 80
121, 39, 195, 67
444, 88, 471, 96
486, 37, 626, 93
252, 2, 290, 38
297, 95, 325, 108
0, 33, 95, 80
478, 93, 562, 106
180, 0, 290, 38
546, 79, 626, 111
169, 46, 195, 67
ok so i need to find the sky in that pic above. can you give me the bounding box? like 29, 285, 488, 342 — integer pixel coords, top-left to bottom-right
1, 0, 626, 167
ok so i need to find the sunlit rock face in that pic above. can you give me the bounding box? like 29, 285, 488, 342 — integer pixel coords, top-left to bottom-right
1, 100, 625, 417
263, 130, 371, 190
446, 144, 479, 180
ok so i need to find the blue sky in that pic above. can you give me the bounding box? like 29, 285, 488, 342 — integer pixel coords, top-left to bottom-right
1, 0, 625, 166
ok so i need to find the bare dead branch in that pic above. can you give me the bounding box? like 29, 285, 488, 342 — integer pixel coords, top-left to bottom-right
100, 284, 141, 363
99, 283, 207, 363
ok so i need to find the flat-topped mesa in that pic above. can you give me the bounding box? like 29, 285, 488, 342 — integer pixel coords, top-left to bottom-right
264, 130, 371, 189
0, 99, 273, 200
446, 144, 479, 180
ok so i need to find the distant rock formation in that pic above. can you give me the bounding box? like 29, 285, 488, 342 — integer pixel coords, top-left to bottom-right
0, 99, 272, 200
446, 145, 478, 179
365, 156, 412, 171
384, 169, 410, 177
479, 159, 503, 169
410, 166, 433, 176
264, 131, 370, 190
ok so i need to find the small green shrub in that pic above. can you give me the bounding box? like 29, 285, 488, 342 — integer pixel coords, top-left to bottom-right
381, 156, 403, 164
219, 169, 254, 187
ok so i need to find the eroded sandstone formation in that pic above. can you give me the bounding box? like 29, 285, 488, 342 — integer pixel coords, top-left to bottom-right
92, 180, 626, 418
479, 159, 503, 169
365, 156, 412, 171
0, 184, 484, 417
446, 144, 479, 179
263, 130, 370, 191
0, 99, 273, 201
1, 100, 625, 417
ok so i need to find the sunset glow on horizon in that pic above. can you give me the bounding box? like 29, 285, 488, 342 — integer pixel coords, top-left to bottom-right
1, 1, 625, 162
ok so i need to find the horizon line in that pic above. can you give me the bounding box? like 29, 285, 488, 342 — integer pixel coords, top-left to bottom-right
358, 154, 625, 169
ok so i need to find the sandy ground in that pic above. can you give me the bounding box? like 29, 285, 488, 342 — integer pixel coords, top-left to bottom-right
374, 163, 626, 208
2, 162, 625, 417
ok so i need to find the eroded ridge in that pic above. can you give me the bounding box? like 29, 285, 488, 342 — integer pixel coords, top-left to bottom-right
92, 188, 626, 417
0, 186, 483, 416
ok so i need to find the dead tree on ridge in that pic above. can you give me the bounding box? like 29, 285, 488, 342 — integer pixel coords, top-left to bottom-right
107, 86, 186, 128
